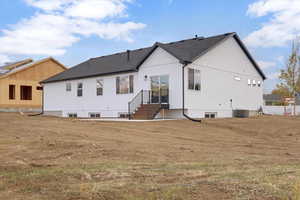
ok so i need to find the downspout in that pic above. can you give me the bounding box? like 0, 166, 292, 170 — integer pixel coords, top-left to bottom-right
182, 61, 202, 123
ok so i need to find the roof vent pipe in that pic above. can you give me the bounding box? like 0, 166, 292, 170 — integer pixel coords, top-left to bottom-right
127, 50, 130, 61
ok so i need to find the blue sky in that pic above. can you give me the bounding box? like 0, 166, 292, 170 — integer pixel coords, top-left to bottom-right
0, 0, 299, 93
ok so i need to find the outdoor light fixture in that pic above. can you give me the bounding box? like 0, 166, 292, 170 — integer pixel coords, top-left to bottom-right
144, 75, 148, 81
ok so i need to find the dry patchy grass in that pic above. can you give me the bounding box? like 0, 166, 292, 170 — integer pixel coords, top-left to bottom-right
0, 113, 300, 199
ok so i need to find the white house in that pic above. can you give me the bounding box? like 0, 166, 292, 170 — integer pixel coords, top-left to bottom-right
41, 33, 266, 120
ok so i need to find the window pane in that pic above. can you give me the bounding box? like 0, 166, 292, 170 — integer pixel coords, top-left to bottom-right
119, 76, 129, 94
188, 68, 194, 90
116, 77, 120, 94
195, 70, 201, 91
77, 83, 83, 97
66, 83, 71, 91
129, 75, 134, 93
96, 79, 103, 96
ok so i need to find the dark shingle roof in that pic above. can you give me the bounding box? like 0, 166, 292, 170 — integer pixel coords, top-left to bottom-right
42, 32, 265, 83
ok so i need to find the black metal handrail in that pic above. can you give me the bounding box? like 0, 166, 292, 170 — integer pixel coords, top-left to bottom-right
128, 90, 151, 119
128, 89, 169, 119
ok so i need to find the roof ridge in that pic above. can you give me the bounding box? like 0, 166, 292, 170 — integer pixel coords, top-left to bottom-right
90, 46, 154, 60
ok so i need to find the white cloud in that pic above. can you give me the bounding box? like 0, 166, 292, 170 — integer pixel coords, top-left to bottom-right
0, 0, 145, 58
0, 55, 11, 65
257, 60, 277, 69
65, 0, 129, 19
24, 0, 66, 11
245, 0, 300, 48
267, 72, 280, 80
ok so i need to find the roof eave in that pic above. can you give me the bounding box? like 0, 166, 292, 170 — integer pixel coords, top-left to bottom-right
233, 34, 267, 80
41, 69, 138, 84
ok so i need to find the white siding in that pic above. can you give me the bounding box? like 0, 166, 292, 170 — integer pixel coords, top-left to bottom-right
137, 47, 182, 109
185, 37, 264, 118
44, 72, 138, 118
44, 47, 182, 118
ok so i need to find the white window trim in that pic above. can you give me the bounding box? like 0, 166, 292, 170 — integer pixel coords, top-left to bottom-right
116, 75, 134, 95
66, 82, 72, 92
77, 82, 83, 97
96, 79, 103, 96
188, 68, 201, 91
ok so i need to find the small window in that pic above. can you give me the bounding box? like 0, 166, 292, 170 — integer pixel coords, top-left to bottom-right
20, 86, 32, 100
89, 113, 101, 118
205, 112, 217, 119
248, 79, 251, 86
234, 76, 241, 81
68, 113, 78, 118
252, 80, 256, 87
119, 113, 130, 118
116, 75, 134, 94
77, 83, 83, 97
66, 83, 71, 92
36, 86, 43, 90
188, 68, 201, 91
96, 79, 103, 96
9, 85, 15, 100
258, 81, 261, 87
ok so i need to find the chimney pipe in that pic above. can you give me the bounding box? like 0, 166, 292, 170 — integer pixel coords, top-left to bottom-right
127, 50, 130, 61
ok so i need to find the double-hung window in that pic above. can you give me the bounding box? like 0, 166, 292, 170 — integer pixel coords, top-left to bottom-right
66, 83, 71, 92
96, 79, 103, 96
77, 83, 83, 97
188, 68, 201, 91
116, 75, 134, 94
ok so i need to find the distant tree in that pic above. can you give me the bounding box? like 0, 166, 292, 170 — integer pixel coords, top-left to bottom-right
271, 87, 290, 97
274, 38, 300, 98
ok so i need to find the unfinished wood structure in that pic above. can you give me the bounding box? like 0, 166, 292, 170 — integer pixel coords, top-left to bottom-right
0, 57, 66, 111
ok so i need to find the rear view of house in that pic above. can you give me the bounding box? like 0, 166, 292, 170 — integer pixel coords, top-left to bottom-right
41, 33, 266, 119
0, 57, 66, 112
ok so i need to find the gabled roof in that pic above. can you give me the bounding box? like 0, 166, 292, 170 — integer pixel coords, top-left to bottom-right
0, 59, 33, 75
0, 57, 67, 79
42, 32, 266, 84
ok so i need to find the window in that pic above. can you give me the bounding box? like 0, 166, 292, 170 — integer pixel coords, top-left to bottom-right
205, 112, 217, 119
68, 113, 77, 118
9, 85, 15, 100
188, 68, 201, 91
66, 83, 71, 92
89, 113, 101, 118
20, 86, 32, 100
248, 79, 251, 86
96, 79, 103, 96
258, 81, 261, 87
119, 113, 130, 118
234, 76, 241, 81
252, 80, 256, 87
116, 75, 134, 94
77, 83, 83, 97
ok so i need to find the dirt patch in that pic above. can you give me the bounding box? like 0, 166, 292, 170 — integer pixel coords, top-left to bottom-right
0, 113, 300, 199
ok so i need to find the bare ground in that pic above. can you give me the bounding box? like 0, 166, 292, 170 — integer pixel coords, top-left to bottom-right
0, 113, 300, 199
